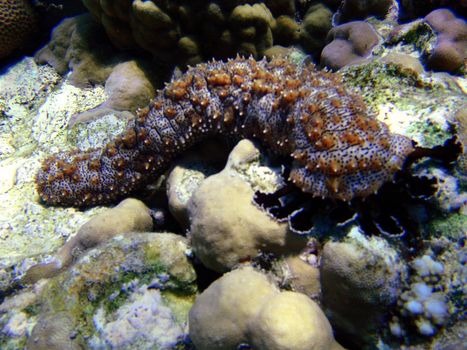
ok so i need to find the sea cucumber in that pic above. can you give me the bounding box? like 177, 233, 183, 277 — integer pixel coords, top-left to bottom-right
36, 57, 414, 207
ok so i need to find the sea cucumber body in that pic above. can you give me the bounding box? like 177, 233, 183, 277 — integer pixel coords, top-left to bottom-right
36, 57, 414, 207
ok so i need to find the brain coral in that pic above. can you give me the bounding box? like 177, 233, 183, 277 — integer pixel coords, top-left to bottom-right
321, 21, 380, 70
0, 0, 37, 59
424, 9, 467, 73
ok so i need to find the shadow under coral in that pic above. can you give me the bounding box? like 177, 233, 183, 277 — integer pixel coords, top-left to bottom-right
254, 136, 462, 255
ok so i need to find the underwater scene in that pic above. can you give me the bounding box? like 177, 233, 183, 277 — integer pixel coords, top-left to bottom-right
0, 0, 466, 349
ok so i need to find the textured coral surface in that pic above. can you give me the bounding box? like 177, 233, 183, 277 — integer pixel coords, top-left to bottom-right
0, 0, 36, 59
36, 57, 414, 207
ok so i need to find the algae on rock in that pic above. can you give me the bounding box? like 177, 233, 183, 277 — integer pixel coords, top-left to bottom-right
1, 233, 197, 350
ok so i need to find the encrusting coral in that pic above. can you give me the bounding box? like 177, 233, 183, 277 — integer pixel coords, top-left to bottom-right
34, 14, 120, 87
36, 57, 416, 208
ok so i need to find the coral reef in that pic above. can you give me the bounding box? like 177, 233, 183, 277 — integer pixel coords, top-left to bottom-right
189, 266, 344, 350
34, 14, 121, 87
320, 227, 405, 345
1, 232, 196, 350
36, 57, 414, 208
0, 0, 37, 59
22, 198, 154, 284
424, 9, 467, 73
79, 0, 337, 65
333, 0, 397, 24
321, 21, 380, 70
187, 140, 307, 272
0, 4, 466, 349
388, 9, 467, 74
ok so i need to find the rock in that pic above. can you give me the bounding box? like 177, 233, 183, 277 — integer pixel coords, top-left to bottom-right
340, 58, 464, 149
89, 287, 186, 349
453, 106, 467, 180
0, 57, 108, 291
189, 266, 343, 350
22, 198, 153, 283
26, 312, 81, 350
388, 239, 465, 342
283, 255, 321, 298
188, 140, 307, 272
381, 52, 425, 75
320, 227, 405, 345
398, 0, 466, 22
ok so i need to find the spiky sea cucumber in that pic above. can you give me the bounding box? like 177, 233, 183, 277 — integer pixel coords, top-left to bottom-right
36, 57, 414, 207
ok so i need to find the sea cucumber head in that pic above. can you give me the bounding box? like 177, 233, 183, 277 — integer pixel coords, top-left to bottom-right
289, 117, 414, 201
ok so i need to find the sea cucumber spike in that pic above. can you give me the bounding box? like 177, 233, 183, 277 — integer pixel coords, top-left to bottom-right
36, 58, 415, 207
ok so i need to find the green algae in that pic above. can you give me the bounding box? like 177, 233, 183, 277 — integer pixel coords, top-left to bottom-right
1, 233, 197, 349
341, 60, 465, 148
342, 61, 436, 108
162, 290, 197, 324
406, 120, 453, 147
22, 303, 41, 317
427, 212, 467, 240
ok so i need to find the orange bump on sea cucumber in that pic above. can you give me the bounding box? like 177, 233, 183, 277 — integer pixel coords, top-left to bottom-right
35, 57, 414, 207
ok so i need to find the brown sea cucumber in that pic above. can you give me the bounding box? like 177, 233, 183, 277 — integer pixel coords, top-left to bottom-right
36, 57, 414, 207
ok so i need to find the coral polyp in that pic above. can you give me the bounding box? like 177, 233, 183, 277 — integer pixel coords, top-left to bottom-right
36, 57, 415, 207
